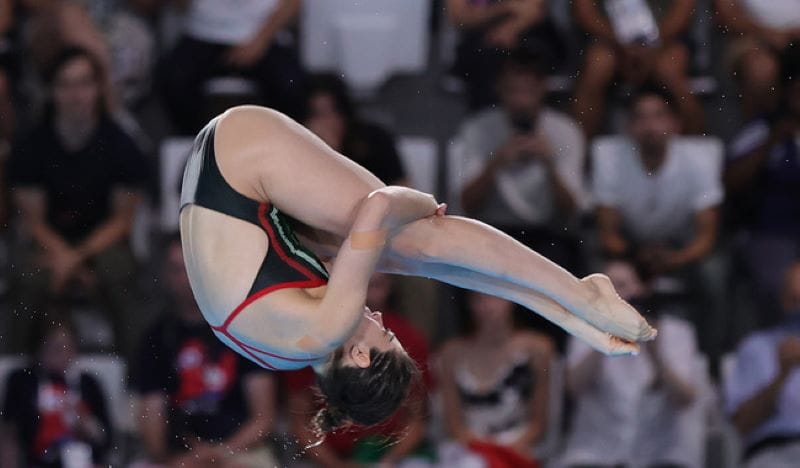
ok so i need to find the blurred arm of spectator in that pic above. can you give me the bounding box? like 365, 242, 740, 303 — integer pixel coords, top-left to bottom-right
565, 344, 603, 397
437, 341, 480, 444
573, 0, 617, 44
724, 119, 791, 194
75, 374, 114, 456
0, 422, 19, 468
212, 373, 275, 457
225, 0, 301, 68
461, 134, 522, 216
659, 0, 695, 43
12, 189, 88, 291
0, 0, 12, 35
461, 131, 581, 217
377, 413, 426, 466
138, 392, 170, 463
645, 338, 697, 407
508, 336, 552, 454
74, 189, 140, 265
597, 204, 719, 275
732, 337, 800, 435
596, 205, 631, 258
446, 0, 514, 29
715, 0, 795, 48
638, 207, 719, 275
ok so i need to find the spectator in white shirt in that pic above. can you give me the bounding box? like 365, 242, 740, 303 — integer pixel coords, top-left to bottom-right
560, 263, 706, 468
592, 85, 725, 358
450, 49, 587, 347
725, 262, 800, 468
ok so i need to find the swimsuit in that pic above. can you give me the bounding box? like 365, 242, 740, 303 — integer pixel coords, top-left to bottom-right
180, 116, 329, 370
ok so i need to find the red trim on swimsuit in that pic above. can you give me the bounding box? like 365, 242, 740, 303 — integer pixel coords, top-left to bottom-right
210, 203, 328, 370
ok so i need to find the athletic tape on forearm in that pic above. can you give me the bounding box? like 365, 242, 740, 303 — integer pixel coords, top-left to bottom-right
350, 229, 388, 250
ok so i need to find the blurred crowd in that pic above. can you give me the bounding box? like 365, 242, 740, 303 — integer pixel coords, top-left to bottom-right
0, 0, 798, 467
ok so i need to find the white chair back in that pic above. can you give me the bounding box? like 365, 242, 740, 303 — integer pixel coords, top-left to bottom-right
397, 136, 439, 195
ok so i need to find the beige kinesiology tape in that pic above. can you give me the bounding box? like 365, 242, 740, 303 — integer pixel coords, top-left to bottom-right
349, 229, 388, 250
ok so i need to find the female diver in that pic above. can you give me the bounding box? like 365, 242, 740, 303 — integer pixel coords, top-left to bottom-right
179, 105, 656, 433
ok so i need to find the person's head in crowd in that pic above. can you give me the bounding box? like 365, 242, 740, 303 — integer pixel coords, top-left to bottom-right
781, 262, 800, 317
44, 46, 106, 126
628, 84, 681, 156
466, 291, 516, 337
36, 319, 78, 375
496, 49, 547, 126
162, 233, 203, 323
302, 73, 357, 151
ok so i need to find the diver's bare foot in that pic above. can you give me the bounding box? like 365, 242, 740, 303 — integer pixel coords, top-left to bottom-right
579, 273, 657, 342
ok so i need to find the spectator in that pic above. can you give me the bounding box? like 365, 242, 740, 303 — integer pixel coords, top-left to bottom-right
725, 46, 800, 324
436, 292, 552, 467
452, 49, 586, 264
715, 0, 800, 118
572, 0, 705, 135
593, 86, 723, 338
0, 0, 16, 145
724, 262, 800, 468
446, 0, 565, 109
7, 46, 147, 357
287, 273, 433, 467
160, 0, 305, 134
302, 74, 409, 186
24, 0, 116, 105
560, 263, 705, 468
0, 320, 113, 468
134, 234, 277, 467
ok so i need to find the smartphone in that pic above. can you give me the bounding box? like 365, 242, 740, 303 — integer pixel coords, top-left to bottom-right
510, 113, 535, 134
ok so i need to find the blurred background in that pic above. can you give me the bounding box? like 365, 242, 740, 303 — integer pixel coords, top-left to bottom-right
0, 0, 799, 467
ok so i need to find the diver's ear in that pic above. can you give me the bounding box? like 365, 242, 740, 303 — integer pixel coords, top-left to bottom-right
349, 343, 371, 368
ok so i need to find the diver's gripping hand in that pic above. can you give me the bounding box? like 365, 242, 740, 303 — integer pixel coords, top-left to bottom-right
578, 273, 657, 350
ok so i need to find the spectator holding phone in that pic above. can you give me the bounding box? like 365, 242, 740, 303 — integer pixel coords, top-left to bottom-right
451, 50, 586, 266
449, 50, 586, 347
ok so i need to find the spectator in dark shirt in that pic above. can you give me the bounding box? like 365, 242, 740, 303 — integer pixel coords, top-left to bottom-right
160, 0, 305, 134
134, 235, 277, 468
446, 0, 565, 110
302, 74, 408, 186
0, 320, 113, 468
7, 46, 147, 357
726, 45, 800, 324
287, 273, 433, 467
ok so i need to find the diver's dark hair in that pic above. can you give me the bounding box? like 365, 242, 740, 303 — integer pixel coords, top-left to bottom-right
312, 347, 420, 439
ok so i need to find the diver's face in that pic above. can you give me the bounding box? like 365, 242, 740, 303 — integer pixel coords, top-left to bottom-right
339, 309, 405, 368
